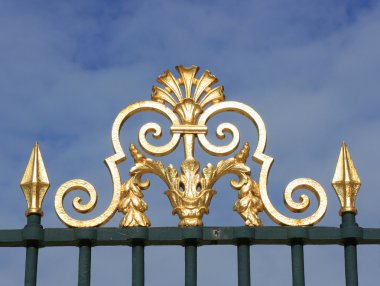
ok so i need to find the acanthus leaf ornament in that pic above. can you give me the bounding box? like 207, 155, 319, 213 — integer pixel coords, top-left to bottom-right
118, 144, 152, 227
54, 65, 328, 228
118, 143, 262, 227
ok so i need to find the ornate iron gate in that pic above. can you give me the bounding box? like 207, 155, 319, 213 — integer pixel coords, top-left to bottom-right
1, 66, 379, 286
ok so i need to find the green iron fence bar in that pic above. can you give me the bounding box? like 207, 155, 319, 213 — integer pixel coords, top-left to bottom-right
237, 242, 250, 286
291, 242, 305, 286
3, 226, 379, 247
25, 243, 38, 286
132, 243, 145, 286
24, 214, 42, 286
344, 243, 358, 286
341, 213, 359, 286
0, 225, 378, 285
78, 244, 91, 286
131, 228, 147, 286
185, 243, 197, 286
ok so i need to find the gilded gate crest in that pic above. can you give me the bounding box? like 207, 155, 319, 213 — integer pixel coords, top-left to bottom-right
54, 66, 328, 228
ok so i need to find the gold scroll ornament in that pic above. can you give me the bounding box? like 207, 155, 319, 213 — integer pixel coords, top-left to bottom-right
55, 66, 327, 227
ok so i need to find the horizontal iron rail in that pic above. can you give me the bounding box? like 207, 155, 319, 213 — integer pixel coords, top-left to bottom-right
1, 226, 380, 247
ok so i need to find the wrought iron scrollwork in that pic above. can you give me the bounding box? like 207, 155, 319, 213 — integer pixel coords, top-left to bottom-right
54, 65, 327, 227
55, 101, 180, 227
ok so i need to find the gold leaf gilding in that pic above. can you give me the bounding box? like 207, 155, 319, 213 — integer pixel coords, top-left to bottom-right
332, 142, 361, 215
21, 143, 50, 216
54, 65, 327, 228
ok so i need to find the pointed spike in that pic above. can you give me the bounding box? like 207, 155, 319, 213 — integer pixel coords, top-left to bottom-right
332, 142, 361, 186
20, 143, 50, 216
332, 142, 361, 215
343, 142, 360, 183
21, 143, 49, 186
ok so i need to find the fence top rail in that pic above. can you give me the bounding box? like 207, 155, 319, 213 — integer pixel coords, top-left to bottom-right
1, 226, 379, 247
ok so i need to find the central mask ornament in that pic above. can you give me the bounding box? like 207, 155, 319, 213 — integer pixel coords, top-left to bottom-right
55, 66, 327, 228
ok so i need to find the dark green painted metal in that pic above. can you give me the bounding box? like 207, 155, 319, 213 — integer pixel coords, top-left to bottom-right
24, 214, 42, 286
185, 242, 197, 286
2, 226, 380, 247
291, 242, 305, 286
78, 244, 91, 286
132, 242, 145, 286
0, 220, 378, 285
25, 243, 39, 286
341, 213, 358, 286
237, 242, 250, 286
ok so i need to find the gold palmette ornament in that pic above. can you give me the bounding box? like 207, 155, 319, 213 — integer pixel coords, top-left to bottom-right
54, 65, 328, 227
332, 142, 361, 215
21, 143, 50, 216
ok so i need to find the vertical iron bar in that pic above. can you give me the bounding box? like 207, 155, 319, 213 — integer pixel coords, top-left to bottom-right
237, 242, 250, 286
24, 214, 41, 286
132, 242, 145, 286
78, 244, 91, 286
185, 242, 197, 286
291, 242, 305, 286
25, 244, 39, 286
342, 213, 358, 286
344, 244, 358, 286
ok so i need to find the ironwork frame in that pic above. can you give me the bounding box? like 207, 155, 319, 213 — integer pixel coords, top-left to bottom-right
1, 213, 379, 286
7, 66, 377, 285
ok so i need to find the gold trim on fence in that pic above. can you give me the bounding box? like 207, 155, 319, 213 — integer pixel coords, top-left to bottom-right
54, 65, 328, 227
332, 142, 361, 215
21, 143, 50, 216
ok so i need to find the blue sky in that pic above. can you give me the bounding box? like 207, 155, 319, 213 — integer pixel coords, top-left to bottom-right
0, 1, 380, 285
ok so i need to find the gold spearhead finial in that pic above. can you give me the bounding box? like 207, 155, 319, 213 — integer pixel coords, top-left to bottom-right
20, 143, 50, 216
332, 142, 361, 215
